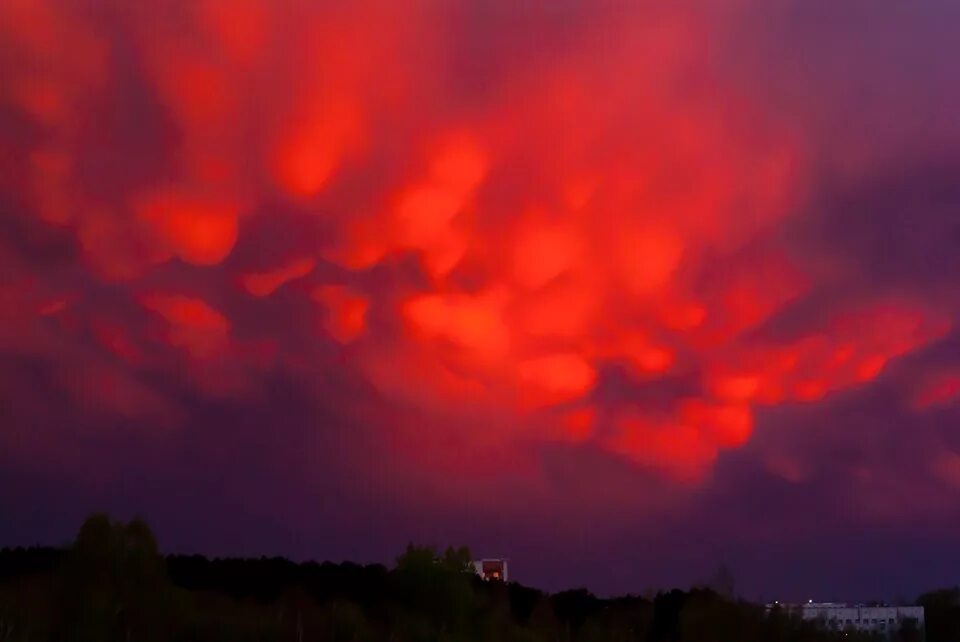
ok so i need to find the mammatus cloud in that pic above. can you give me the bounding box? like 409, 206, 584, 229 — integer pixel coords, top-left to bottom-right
0, 0, 954, 488
912, 369, 960, 411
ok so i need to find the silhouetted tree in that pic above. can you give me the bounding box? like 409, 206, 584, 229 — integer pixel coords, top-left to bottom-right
442, 545, 474, 574
918, 588, 960, 642
59, 513, 173, 642
0, 514, 940, 642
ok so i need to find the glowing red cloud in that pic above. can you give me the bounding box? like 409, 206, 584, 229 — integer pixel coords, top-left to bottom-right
912, 371, 960, 411
1, 0, 953, 484
511, 217, 582, 290
403, 288, 510, 361
313, 286, 369, 344
240, 257, 316, 297
707, 304, 949, 409
134, 189, 240, 266
275, 98, 363, 199
606, 413, 719, 483
558, 408, 597, 443
517, 353, 597, 409
140, 294, 230, 359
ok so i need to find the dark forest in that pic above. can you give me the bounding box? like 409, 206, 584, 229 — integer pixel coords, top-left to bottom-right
0, 515, 950, 642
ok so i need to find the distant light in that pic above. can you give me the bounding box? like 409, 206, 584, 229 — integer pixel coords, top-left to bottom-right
809, 599, 813, 604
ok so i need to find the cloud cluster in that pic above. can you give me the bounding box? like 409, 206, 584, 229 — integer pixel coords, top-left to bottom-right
0, 0, 956, 492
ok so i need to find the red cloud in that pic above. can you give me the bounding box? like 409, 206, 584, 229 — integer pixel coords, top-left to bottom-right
0, 0, 953, 484
241, 257, 316, 297
134, 189, 241, 266
313, 286, 369, 344
140, 293, 230, 359
912, 370, 960, 411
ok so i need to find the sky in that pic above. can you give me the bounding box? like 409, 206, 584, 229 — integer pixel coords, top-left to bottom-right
1, 0, 960, 602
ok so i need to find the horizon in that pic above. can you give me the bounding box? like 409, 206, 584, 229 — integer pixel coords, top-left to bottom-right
0, 536, 937, 608
2, 0, 960, 607
0, 517, 947, 605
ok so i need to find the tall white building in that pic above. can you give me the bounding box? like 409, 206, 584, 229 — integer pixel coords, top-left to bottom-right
768, 602, 924, 636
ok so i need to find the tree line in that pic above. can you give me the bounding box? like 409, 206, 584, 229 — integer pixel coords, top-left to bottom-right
0, 514, 945, 642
